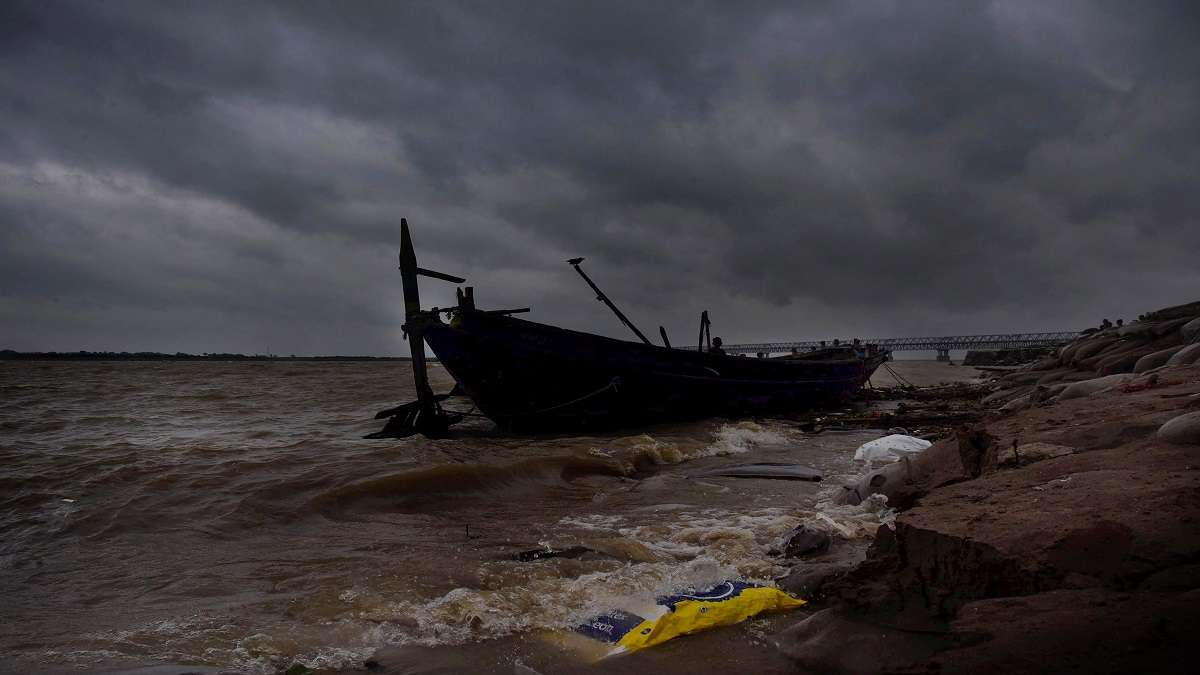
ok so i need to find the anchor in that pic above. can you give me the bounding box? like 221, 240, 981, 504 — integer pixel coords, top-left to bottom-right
365, 218, 466, 439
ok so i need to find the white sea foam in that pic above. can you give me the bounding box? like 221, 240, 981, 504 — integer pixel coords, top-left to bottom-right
808, 480, 897, 539
377, 555, 745, 648
365, 503, 808, 649
703, 421, 792, 457
599, 422, 795, 471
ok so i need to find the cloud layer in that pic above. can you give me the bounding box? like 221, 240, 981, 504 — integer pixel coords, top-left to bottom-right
3, 1, 1198, 353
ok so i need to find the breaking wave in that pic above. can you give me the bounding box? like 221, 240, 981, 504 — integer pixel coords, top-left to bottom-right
593, 421, 795, 471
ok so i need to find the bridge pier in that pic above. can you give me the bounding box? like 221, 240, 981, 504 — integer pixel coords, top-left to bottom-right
936, 348, 951, 362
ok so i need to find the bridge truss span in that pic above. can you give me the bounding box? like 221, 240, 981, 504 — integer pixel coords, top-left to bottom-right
723, 331, 1081, 358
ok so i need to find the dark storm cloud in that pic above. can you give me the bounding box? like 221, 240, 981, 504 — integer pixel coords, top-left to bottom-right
1, 0, 1198, 353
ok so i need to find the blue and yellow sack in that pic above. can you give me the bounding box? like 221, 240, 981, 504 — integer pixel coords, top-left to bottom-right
574, 580, 805, 656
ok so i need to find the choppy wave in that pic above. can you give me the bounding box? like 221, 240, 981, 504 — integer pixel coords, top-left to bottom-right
312, 455, 631, 516
378, 556, 741, 649
706, 420, 792, 455
0, 361, 885, 673
591, 421, 795, 473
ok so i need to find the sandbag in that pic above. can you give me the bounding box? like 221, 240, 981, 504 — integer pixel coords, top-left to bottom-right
1157, 412, 1200, 446
1097, 349, 1155, 375
1041, 383, 1070, 398
1146, 301, 1200, 321
1181, 317, 1200, 343
1056, 374, 1134, 401
1071, 338, 1121, 363
1079, 339, 1149, 369
1001, 394, 1031, 412
1133, 346, 1183, 373
575, 581, 805, 656
853, 434, 932, 463
1057, 342, 1080, 363
1166, 343, 1200, 367
1036, 369, 1072, 384
840, 427, 995, 508
1117, 323, 1154, 338
1152, 317, 1195, 337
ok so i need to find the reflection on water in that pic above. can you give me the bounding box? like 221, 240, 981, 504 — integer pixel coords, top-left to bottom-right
0, 361, 889, 673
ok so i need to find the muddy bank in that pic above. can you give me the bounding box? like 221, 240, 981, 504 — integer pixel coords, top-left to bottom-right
775, 302, 1200, 673
867, 360, 984, 388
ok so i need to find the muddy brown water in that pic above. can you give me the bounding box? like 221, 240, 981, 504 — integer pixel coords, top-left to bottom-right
0, 361, 900, 673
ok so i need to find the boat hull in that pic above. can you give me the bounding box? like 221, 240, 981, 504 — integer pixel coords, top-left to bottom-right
422, 311, 885, 431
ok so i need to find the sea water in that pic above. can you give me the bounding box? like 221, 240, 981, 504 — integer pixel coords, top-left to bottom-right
0, 361, 895, 673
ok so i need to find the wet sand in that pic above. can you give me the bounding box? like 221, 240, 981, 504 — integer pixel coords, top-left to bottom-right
867, 359, 984, 388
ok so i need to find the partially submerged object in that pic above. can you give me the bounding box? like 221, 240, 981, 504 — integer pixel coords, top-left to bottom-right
513, 546, 594, 562
575, 581, 806, 657
691, 462, 823, 481
370, 219, 888, 437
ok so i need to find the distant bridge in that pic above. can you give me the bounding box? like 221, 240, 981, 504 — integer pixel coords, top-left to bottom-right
723, 331, 1081, 360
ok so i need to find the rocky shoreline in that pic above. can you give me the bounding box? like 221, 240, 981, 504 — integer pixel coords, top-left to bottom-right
771, 301, 1200, 673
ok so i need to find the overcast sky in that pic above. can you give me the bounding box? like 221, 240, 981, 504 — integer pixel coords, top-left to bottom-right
2, 1, 1198, 354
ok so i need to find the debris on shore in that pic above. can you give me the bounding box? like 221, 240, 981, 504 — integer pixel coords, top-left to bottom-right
771, 300, 1200, 673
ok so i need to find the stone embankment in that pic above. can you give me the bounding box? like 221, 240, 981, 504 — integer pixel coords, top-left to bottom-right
775, 300, 1200, 673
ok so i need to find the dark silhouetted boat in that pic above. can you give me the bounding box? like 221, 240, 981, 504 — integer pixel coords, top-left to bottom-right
369, 219, 889, 438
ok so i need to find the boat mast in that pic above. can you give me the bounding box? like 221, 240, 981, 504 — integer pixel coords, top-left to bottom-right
567, 258, 652, 346
398, 219, 437, 429
386, 218, 466, 438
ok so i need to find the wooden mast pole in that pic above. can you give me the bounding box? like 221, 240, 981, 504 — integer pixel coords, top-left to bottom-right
567, 258, 653, 346
367, 218, 467, 439
399, 218, 438, 433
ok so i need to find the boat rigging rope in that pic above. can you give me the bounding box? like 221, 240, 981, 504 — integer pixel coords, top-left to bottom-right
503, 377, 623, 419
447, 377, 623, 421
882, 360, 916, 388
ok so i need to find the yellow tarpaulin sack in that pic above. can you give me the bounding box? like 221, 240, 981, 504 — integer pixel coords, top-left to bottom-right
575, 580, 806, 656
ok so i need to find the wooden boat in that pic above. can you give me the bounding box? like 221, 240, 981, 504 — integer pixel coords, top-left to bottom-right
369, 219, 888, 438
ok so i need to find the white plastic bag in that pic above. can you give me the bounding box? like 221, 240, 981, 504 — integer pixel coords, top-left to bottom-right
853, 434, 931, 464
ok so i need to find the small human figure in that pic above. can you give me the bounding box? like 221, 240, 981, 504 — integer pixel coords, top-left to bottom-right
710, 337, 726, 356
1116, 319, 1124, 327
1100, 318, 1113, 330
